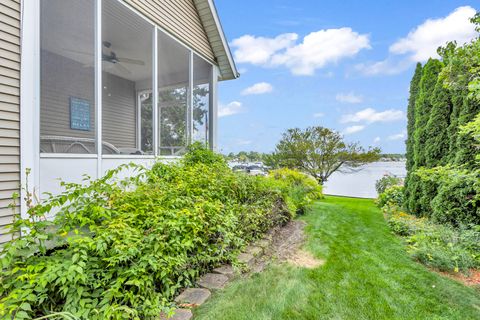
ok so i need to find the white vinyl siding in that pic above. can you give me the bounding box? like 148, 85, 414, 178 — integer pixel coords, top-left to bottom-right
0, 0, 20, 243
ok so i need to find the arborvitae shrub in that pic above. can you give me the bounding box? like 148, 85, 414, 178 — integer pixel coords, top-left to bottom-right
412, 59, 443, 168
407, 59, 443, 215
454, 97, 480, 167
425, 78, 452, 167
404, 63, 423, 212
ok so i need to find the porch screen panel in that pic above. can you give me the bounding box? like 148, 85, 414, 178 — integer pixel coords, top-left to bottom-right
102, 0, 154, 155
40, 0, 96, 154
192, 54, 212, 145
157, 31, 190, 156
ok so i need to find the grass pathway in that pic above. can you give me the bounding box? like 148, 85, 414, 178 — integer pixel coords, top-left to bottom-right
194, 196, 480, 320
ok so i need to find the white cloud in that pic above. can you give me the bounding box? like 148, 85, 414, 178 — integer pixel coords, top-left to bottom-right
241, 82, 274, 95
357, 6, 477, 76
218, 101, 244, 118
355, 6, 477, 76
231, 33, 298, 65
355, 57, 412, 76
272, 28, 371, 75
390, 6, 477, 62
388, 131, 407, 141
336, 92, 363, 104
343, 125, 365, 135
231, 28, 370, 76
374, 137, 381, 143
341, 108, 405, 124
313, 112, 325, 118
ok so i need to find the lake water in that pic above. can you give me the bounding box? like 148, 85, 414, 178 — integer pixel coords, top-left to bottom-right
323, 161, 406, 199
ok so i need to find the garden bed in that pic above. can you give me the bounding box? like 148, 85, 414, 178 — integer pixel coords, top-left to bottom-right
0, 145, 323, 319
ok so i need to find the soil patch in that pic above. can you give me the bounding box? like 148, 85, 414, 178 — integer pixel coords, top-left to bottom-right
251, 220, 324, 272
288, 250, 325, 269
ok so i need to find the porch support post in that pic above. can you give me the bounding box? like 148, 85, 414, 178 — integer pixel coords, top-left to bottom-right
187, 51, 194, 145
20, 0, 41, 220
153, 28, 159, 156
209, 67, 218, 151
95, 0, 103, 178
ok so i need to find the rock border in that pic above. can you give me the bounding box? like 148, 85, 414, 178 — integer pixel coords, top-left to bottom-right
162, 220, 306, 320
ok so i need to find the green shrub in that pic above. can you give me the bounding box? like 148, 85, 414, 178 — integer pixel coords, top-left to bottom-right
375, 174, 403, 195
416, 166, 479, 226
0, 147, 315, 319
383, 205, 426, 236
408, 224, 480, 273
384, 207, 480, 273
268, 168, 323, 214
182, 142, 226, 167
376, 185, 405, 209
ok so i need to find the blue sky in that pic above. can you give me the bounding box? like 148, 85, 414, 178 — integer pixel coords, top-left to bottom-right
214, 0, 479, 154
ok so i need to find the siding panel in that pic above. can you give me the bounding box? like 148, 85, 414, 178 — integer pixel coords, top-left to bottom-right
0, 206, 18, 218
0, 155, 19, 164
0, 119, 19, 130
0, 172, 20, 182
0, 0, 19, 243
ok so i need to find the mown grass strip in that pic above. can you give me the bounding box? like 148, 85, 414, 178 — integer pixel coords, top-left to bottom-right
195, 196, 480, 320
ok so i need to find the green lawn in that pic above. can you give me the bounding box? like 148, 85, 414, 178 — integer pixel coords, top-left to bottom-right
194, 196, 480, 320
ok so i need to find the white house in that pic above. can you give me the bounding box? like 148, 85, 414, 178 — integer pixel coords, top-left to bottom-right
0, 0, 238, 243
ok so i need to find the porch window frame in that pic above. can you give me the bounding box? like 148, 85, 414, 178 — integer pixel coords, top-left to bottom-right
33, 0, 216, 162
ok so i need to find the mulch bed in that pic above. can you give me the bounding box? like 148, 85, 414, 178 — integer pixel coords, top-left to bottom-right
436, 269, 480, 287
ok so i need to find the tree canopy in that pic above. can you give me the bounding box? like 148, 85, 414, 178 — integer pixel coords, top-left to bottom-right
272, 126, 380, 184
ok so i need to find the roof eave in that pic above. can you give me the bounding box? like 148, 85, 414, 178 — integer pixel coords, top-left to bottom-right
193, 0, 239, 81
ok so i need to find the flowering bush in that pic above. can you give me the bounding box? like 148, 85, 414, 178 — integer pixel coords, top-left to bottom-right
382, 205, 426, 236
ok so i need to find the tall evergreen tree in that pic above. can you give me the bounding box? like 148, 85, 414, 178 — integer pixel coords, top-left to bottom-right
404, 63, 422, 211
407, 59, 442, 215
424, 77, 452, 167
420, 75, 452, 217
405, 63, 423, 172
446, 90, 465, 161
454, 96, 480, 167
413, 59, 443, 168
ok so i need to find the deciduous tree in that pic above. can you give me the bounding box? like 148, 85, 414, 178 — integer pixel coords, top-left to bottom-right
273, 126, 380, 185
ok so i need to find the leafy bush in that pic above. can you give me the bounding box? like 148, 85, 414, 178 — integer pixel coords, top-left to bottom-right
0, 147, 319, 319
375, 174, 403, 195
408, 224, 480, 273
416, 166, 480, 226
382, 205, 426, 236
376, 185, 405, 209
182, 142, 225, 166
384, 207, 480, 273
268, 168, 323, 214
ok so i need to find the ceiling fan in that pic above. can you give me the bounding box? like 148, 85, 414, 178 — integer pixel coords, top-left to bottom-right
63, 41, 145, 75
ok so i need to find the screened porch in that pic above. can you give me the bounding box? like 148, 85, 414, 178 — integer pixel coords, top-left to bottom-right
40, 0, 215, 158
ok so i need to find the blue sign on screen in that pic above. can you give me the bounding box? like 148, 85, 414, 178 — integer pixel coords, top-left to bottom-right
70, 97, 91, 131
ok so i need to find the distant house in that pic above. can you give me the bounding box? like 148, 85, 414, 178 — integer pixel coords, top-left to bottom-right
0, 0, 238, 243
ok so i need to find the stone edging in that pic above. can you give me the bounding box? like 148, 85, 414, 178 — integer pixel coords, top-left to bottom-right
160, 233, 275, 320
